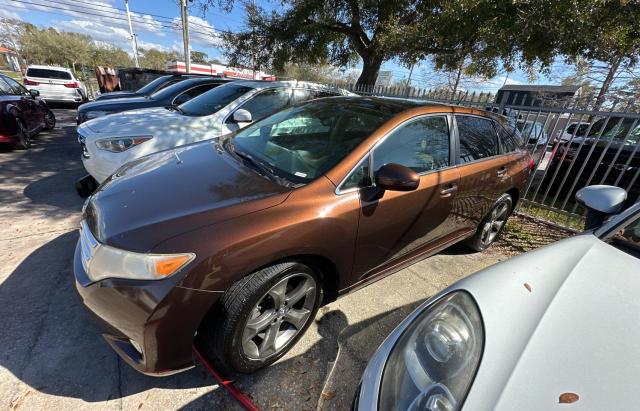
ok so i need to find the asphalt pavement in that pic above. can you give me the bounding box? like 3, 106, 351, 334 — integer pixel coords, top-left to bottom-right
0, 109, 507, 410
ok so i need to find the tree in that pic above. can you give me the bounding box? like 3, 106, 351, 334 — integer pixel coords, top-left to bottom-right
554, 1, 640, 110
220, 1, 430, 86
191, 50, 208, 64
139, 49, 181, 70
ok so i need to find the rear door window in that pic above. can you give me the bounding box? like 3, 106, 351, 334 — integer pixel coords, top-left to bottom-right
172, 83, 218, 105
26, 68, 72, 80
496, 122, 522, 153
456, 115, 499, 163
373, 115, 450, 173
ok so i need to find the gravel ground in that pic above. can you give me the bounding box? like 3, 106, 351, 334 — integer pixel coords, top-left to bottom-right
0, 109, 569, 411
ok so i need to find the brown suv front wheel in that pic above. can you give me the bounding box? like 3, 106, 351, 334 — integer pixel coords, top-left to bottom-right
200, 261, 323, 373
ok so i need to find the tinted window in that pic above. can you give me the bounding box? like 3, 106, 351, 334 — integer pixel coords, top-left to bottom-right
456, 115, 498, 163
136, 75, 172, 94
291, 89, 311, 104
314, 90, 341, 98
170, 83, 218, 105
231, 101, 394, 183
373, 116, 450, 173
179, 83, 253, 116
238, 88, 291, 121
0, 78, 13, 95
497, 122, 521, 153
4, 77, 27, 95
26, 68, 72, 79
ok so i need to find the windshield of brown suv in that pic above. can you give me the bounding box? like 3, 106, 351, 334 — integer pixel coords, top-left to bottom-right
230, 100, 398, 184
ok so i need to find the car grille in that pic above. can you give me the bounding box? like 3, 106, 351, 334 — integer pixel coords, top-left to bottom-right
79, 220, 99, 272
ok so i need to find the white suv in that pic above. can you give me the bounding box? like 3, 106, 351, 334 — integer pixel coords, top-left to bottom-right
23, 65, 86, 103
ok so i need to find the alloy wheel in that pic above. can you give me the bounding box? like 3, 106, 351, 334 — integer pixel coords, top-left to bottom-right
480, 201, 510, 246
242, 273, 317, 360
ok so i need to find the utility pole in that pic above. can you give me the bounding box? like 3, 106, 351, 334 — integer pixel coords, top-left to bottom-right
124, 0, 139, 67
180, 0, 191, 73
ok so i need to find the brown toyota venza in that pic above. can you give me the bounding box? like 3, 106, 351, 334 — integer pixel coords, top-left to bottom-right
74, 97, 532, 375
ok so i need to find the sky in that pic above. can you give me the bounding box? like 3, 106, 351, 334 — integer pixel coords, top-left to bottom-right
0, 0, 573, 93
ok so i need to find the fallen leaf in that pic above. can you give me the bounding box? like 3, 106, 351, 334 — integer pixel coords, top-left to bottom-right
9, 389, 32, 411
559, 392, 579, 404
321, 391, 336, 400
524, 283, 532, 292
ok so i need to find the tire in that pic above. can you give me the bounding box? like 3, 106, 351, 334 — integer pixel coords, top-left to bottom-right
200, 262, 323, 374
43, 109, 56, 130
465, 193, 513, 252
14, 119, 30, 150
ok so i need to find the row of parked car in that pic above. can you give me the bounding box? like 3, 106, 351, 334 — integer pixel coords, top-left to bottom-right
4, 69, 639, 408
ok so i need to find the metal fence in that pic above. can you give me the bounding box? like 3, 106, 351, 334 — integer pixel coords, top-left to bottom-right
334, 83, 640, 229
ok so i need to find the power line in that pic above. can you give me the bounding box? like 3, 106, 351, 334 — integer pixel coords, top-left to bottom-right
5, 0, 234, 35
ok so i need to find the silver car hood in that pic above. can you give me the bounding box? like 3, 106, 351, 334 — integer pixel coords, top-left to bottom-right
462, 234, 640, 410
83, 107, 203, 134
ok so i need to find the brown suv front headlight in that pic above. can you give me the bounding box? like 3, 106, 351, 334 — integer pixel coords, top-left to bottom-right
379, 292, 483, 411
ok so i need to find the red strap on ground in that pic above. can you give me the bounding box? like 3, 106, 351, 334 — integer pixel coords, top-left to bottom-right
192, 346, 260, 411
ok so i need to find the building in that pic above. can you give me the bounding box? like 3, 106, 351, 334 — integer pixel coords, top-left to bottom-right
166, 61, 275, 80
495, 84, 581, 107
0, 47, 21, 72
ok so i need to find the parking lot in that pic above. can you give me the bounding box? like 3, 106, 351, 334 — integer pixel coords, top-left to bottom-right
0, 109, 566, 410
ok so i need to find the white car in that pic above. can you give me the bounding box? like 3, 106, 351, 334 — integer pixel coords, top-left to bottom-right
356, 185, 640, 410
23, 65, 85, 103
78, 80, 351, 183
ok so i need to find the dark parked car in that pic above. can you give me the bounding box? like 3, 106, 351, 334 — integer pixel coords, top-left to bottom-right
94, 73, 213, 101
77, 77, 231, 124
74, 97, 532, 376
518, 120, 549, 165
544, 117, 640, 204
0, 73, 55, 149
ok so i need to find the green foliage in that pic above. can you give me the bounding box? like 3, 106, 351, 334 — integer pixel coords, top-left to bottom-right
190, 50, 208, 64
139, 48, 181, 70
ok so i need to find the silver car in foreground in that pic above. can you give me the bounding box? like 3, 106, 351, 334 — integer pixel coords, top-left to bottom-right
356, 185, 640, 410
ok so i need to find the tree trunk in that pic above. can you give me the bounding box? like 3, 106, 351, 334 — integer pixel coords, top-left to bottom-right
451, 65, 463, 95
356, 54, 384, 87
593, 55, 622, 111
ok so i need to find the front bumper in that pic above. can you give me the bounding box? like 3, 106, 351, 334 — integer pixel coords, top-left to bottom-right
73, 237, 221, 375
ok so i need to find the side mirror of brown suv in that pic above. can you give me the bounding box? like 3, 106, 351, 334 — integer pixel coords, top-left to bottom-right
375, 163, 420, 191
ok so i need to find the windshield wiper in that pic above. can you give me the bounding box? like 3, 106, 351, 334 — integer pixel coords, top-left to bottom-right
232, 148, 293, 187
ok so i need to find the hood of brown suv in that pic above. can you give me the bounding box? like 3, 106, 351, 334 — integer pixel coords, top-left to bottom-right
84, 140, 291, 252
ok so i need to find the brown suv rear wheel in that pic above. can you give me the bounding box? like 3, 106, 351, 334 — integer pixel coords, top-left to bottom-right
466, 193, 513, 251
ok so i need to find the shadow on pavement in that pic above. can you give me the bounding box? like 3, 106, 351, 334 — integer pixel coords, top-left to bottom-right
181, 300, 424, 410
0, 231, 212, 403
2, 230, 422, 408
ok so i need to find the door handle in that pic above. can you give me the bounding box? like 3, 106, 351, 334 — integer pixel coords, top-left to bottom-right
440, 184, 458, 196
497, 166, 508, 176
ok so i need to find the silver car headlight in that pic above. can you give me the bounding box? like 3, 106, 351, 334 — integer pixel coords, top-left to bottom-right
79, 222, 194, 282
85, 110, 110, 120
95, 136, 152, 153
379, 292, 483, 411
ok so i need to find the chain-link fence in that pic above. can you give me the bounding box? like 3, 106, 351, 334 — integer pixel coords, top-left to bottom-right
333, 83, 640, 230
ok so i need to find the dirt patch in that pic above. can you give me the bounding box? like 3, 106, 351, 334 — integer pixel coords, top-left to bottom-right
491, 213, 575, 257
